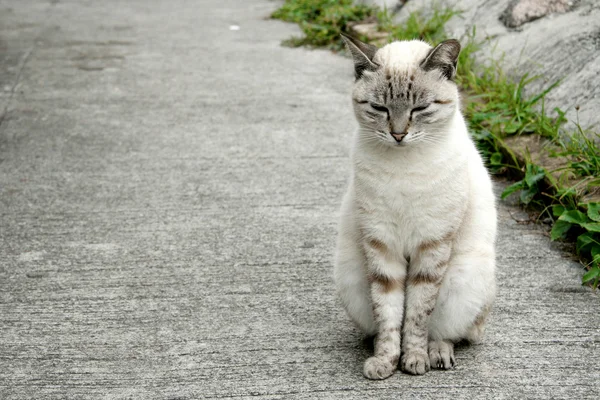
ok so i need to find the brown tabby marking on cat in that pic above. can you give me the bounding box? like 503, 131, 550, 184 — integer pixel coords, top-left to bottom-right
407, 270, 445, 286
370, 271, 405, 293
367, 238, 387, 252
418, 230, 455, 252
473, 306, 490, 327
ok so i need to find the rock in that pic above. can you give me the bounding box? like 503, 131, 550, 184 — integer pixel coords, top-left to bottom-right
500, 0, 577, 28
348, 22, 390, 44
394, 0, 600, 133
356, 0, 405, 12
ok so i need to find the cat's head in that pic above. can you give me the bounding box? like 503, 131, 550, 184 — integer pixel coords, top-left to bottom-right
342, 34, 461, 147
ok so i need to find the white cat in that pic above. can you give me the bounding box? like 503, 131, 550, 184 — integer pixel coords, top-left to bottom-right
334, 34, 497, 380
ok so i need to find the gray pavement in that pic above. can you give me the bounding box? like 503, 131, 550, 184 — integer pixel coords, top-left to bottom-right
1, 1, 599, 399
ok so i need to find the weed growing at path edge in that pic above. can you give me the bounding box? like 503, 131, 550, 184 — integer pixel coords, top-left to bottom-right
272, 0, 600, 288
271, 0, 377, 49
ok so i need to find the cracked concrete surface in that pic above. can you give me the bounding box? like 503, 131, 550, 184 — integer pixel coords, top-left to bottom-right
0, 0, 599, 398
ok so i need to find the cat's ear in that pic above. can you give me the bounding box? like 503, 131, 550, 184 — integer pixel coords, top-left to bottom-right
340, 33, 379, 80
420, 39, 461, 80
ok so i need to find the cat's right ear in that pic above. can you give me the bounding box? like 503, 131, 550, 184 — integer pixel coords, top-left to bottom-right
340, 33, 379, 80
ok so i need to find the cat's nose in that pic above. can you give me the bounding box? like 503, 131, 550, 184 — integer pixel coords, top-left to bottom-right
391, 131, 408, 142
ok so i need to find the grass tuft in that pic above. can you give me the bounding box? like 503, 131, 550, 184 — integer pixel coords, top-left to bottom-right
555, 126, 600, 179
378, 5, 458, 43
271, 0, 377, 49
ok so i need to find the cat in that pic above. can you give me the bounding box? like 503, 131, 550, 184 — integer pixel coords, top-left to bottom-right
334, 33, 497, 380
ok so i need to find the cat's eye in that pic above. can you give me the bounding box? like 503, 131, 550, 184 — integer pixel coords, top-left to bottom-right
412, 104, 430, 113
370, 103, 388, 113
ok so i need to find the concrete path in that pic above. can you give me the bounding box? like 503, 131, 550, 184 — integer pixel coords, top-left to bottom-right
1, 1, 598, 398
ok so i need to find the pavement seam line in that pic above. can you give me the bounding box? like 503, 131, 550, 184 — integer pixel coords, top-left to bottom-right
0, 47, 34, 132
0, 1, 57, 132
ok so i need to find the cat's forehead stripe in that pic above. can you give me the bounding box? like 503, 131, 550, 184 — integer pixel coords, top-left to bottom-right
384, 68, 416, 102
376, 40, 433, 103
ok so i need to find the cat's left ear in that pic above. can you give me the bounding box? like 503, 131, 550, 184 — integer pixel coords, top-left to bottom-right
340, 33, 379, 80
421, 39, 461, 80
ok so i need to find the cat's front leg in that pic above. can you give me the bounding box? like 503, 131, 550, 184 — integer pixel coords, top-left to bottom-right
362, 237, 407, 380
401, 236, 452, 375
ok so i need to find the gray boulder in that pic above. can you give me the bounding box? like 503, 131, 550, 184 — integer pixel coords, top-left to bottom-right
356, 0, 405, 12
389, 0, 600, 131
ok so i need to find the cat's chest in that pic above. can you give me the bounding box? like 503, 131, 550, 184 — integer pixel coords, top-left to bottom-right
356, 172, 453, 216
353, 161, 468, 238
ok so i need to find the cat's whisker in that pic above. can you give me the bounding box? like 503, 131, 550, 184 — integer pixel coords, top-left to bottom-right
358, 131, 391, 147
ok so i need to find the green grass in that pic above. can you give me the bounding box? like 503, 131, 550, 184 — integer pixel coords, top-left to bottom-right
271, 0, 377, 49
554, 127, 600, 179
378, 5, 458, 43
272, 0, 600, 288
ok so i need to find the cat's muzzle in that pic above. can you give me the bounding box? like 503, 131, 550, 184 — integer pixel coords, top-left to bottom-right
391, 132, 408, 143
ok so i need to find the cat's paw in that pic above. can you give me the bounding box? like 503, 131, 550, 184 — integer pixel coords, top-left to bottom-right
401, 350, 430, 375
363, 356, 397, 380
428, 340, 455, 370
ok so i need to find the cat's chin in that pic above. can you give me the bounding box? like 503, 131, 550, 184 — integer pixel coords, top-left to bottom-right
384, 140, 408, 148
370, 135, 409, 148
372, 141, 408, 149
